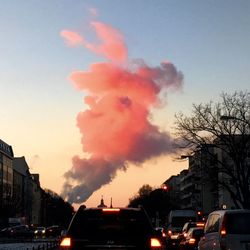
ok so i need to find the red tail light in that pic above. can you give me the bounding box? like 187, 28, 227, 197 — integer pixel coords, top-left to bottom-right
150, 238, 162, 248
188, 238, 196, 244
220, 229, 226, 236
196, 222, 205, 227
220, 215, 227, 237
102, 208, 120, 212
60, 237, 71, 248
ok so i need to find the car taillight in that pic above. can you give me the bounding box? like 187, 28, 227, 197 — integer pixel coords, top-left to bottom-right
220, 229, 226, 236
60, 237, 71, 248
184, 232, 187, 237
196, 222, 205, 227
220, 216, 227, 237
188, 238, 196, 244
168, 230, 172, 236
102, 208, 120, 212
150, 238, 162, 248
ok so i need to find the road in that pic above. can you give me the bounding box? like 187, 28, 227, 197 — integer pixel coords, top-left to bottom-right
0, 239, 59, 250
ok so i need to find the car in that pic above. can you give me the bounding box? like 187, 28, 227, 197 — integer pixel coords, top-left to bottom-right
155, 227, 167, 238
46, 225, 63, 238
60, 205, 165, 249
0, 224, 34, 238
179, 227, 204, 250
178, 221, 205, 242
198, 209, 250, 250
166, 210, 198, 249
34, 226, 46, 238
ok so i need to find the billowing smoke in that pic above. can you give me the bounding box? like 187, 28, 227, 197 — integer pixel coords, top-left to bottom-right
60, 20, 183, 204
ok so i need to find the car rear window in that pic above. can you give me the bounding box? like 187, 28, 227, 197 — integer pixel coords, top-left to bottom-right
68, 209, 153, 240
225, 213, 250, 234
191, 228, 204, 237
172, 217, 196, 227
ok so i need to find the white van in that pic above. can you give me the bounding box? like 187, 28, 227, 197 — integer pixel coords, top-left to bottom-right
198, 209, 250, 250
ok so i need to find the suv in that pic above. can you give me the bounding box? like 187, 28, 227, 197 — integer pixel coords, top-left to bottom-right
60, 206, 165, 249
198, 209, 250, 250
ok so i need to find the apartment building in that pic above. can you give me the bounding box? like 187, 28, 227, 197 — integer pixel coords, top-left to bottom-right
163, 136, 249, 215
0, 139, 14, 225
13, 156, 42, 226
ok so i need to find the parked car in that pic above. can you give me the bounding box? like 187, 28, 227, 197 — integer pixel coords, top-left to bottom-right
198, 209, 250, 250
0, 225, 34, 238
34, 226, 46, 238
46, 225, 63, 238
60, 205, 165, 249
179, 227, 204, 250
0, 227, 10, 237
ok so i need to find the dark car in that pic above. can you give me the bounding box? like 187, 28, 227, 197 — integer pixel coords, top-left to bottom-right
46, 225, 63, 238
34, 226, 46, 238
60, 205, 165, 249
179, 227, 204, 250
0, 225, 34, 238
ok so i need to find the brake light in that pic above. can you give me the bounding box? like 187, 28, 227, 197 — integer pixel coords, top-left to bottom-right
102, 208, 120, 212
184, 232, 187, 237
196, 222, 205, 227
60, 237, 71, 247
162, 231, 166, 237
150, 238, 162, 248
188, 238, 196, 244
220, 216, 227, 237
220, 229, 226, 236
168, 230, 172, 235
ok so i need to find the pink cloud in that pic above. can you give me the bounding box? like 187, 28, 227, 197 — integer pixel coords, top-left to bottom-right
60, 30, 84, 47
61, 20, 183, 204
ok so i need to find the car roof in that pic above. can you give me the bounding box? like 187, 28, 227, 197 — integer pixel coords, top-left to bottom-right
209, 209, 250, 216
189, 227, 204, 232
78, 206, 143, 211
184, 221, 197, 225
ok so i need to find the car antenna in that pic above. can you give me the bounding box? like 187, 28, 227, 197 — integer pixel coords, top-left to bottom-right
110, 197, 113, 208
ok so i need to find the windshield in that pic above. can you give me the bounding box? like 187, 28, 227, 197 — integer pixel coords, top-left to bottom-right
69, 209, 153, 240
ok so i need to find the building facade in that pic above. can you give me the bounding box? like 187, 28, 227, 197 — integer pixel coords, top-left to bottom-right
163, 137, 249, 215
13, 157, 42, 226
0, 139, 14, 226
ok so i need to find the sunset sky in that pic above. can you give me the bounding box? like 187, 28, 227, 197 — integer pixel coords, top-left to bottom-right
1, 0, 249, 208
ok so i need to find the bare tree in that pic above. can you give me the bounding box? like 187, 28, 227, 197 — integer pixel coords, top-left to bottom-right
175, 91, 250, 208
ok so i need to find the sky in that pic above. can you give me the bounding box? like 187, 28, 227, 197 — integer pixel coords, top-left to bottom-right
0, 0, 249, 208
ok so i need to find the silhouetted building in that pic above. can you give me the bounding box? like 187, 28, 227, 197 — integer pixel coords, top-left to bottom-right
13, 157, 42, 225
0, 139, 14, 227
97, 196, 107, 208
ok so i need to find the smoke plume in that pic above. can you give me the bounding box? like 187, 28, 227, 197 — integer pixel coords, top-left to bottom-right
61, 20, 183, 204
